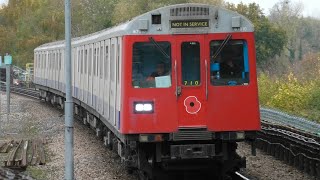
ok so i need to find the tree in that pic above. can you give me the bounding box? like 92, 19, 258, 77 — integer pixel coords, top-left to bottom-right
225, 2, 288, 66
269, 0, 303, 62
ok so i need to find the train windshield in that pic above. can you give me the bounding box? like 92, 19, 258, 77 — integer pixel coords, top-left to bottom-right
210, 40, 249, 86
132, 42, 172, 88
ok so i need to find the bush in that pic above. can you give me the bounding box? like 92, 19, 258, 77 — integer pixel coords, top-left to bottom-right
258, 72, 319, 123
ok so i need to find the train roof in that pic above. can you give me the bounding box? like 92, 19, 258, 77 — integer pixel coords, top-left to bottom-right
35, 3, 254, 51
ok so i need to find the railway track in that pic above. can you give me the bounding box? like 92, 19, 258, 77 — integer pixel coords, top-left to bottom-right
3, 82, 318, 179
9, 86, 39, 99
256, 120, 320, 178
233, 172, 250, 180
0, 83, 39, 99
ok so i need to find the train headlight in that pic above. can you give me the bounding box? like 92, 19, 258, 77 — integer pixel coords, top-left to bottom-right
134, 102, 154, 113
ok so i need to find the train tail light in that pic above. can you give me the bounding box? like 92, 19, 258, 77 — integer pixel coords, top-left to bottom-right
134, 102, 154, 113
139, 134, 163, 142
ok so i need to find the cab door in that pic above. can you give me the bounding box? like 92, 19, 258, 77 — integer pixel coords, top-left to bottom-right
176, 35, 208, 127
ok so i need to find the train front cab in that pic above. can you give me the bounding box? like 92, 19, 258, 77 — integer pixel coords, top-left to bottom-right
121, 32, 260, 176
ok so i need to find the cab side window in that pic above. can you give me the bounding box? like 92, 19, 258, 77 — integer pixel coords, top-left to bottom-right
210, 40, 249, 86
132, 42, 171, 88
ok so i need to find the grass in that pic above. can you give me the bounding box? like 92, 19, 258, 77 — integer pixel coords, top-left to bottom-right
26, 166, 48, 180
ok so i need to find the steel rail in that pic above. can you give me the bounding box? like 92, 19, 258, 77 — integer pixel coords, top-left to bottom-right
0, 84, 39, 99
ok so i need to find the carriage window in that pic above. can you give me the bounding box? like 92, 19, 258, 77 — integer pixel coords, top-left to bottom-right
210, 40, 249, 86
132, 41, 171, 88
181, 42, 200, 86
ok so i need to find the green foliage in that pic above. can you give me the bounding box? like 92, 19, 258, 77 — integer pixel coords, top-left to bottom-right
225, 2, 288, 66
258, 53, 320, 123
257, 73, 280, 106
268, 73, 314, 112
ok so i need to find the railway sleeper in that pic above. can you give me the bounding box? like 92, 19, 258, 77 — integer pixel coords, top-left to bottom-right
256, 134, 320, 178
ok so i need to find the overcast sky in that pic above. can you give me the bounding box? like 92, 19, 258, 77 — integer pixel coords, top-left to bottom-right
0, 0, 319, 18
226, 0, 320, 18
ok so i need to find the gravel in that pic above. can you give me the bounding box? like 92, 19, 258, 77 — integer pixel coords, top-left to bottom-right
0, 93, 315, 179
0, 93, 137, 180
237, 142, 316, 180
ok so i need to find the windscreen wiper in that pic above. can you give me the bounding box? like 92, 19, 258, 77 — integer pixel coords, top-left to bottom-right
212, 34, 232, 59
149, 37, 170, 60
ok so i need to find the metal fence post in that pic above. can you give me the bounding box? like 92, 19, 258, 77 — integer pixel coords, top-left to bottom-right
6, 64, 10, 121
4, 54, 12, 122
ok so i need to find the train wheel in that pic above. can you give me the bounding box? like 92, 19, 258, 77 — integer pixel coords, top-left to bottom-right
45, 96, 50, 102
60, 102, 64, 110
50, 96, 55, 105
138, 170, 151, 180
138, 170, 161, 180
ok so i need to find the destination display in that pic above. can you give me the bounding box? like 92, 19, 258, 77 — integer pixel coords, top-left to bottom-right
171, 20, 209, 28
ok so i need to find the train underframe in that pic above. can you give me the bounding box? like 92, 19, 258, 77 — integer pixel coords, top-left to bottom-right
38, 88, 256, 180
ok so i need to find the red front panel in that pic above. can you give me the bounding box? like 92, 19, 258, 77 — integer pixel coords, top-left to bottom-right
121, 33, 260, 134
175, 35, 207, 128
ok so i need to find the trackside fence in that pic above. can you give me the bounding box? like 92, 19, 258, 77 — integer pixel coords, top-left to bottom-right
260, 107, 320, 136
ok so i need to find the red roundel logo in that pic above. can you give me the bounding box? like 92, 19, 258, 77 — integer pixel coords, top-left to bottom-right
184, 96, 201, 114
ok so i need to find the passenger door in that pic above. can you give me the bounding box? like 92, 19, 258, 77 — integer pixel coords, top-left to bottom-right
175, 35, 207, 127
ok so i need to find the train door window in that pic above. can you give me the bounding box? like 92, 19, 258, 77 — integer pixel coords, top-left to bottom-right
97, 46, 100, 77
39, 53, 43, 69
51, 52, 53, 69
47, 54, 50, 69
39, 54, 41, 69
42, 54, 49, 69
110, 44, 115, 82
47, 52, 51, 70
105, 44, 109, 80
57, 52, 59, 70
93, 48, 97, 76
84, 49, 87, 74
53, 52, 55, 70
117, 43, 120, 82
89, 47, 92, 75
100, 44, 103, 79
78, 49, 81, 73
55, 52, 58, 70
41, 53, 46, 69
39, 54, 43, 69
210, 40, 249, 86
56, 52, 58, 70
181, 42, 201, 86
52, 53, 54, 70
82, 49, 85, 74
132, 41, 171, 88
59, 52, 61, 70
41, 54, 46, 69
45, 54, 50, 69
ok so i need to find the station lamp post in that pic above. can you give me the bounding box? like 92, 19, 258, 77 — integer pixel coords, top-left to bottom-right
64, 0, 74, 179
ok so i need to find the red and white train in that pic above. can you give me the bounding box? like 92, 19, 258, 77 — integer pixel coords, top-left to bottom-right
34, 3, 260, 179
